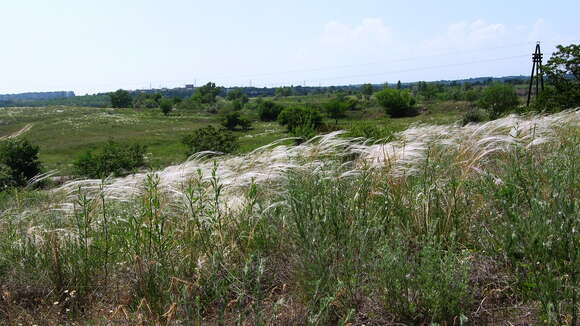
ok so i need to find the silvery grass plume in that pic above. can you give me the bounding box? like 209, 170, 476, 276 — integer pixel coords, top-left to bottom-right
54, 109, 579, 213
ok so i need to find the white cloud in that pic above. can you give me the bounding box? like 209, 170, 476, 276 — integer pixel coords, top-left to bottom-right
425, 19, 508, 51
321, 18, 392, 47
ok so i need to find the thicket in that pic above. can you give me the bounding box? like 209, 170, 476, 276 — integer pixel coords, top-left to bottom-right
0, 138, 42, 188
181, 125, 238, 156
73, 141, 147, 178
375, 88, 418, 117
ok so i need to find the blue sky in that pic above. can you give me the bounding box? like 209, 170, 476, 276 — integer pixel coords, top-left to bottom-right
0, 0, 578, 94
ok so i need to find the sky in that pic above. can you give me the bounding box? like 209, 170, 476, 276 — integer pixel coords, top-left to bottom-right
0, 0, 578, 95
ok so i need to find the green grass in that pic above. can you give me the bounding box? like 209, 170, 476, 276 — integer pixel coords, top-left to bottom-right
0, 99, 465, 175
0, 109, 577, 324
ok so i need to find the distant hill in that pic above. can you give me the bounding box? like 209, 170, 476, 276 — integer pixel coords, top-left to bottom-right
0, 75, 532, 108
0, 91, 75, 101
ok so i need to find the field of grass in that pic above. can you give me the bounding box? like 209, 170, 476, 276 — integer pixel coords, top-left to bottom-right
0, 98, 466, 176
0, 107, 577, 324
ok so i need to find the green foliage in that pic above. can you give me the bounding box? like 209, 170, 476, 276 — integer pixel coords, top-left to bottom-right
73, 141, 147, 178
275, 86, 293, 97
536, 43, 580, 111
360, 83, 374, 99
346, 121, 393, 140
133, 93, 162, 109
0, 138, 42, 187
109, 89, 132, 108
192, 82, 222, 104
478, 83, 519, 118
461, 107, 488, 125
375, 88, 417, 117
221, 111, 242, 130
277, 105, 323, 133
159, 98, 173, 115
257, 100, 284, 121
324, 97, 348, 124
181, 125, 238, 156
226, 89, 249, 104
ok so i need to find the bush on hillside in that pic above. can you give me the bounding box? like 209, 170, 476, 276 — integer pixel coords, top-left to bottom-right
478, 83, 519, 119
73, 141, 147, 178
461, 107, 488, 125
182, 125, 238, 156
0, 138, 42, 187
257, 100, 285, 121
109, 89, 132, 108
277, 105, 323, 133
375, 88, 417, 117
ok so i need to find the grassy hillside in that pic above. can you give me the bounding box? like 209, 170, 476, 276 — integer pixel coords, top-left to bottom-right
0, 109, 577, 325
0, 99, 467, 175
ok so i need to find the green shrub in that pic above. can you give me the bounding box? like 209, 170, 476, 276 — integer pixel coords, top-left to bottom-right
73, 141, 147, 178
159, 98, 173, 115
324, 97, 348, 124
221, 111, 241, 130
478, 83, 519, 119
238, 116, 252, 131
346, 121, 392, 140
277, 105, 322, 132
109, 89, 132, 108
375, 88, 417, 117
0, 138, 42, 187
182, 125, 238, 156
461, 107, 488, 125
257, 100, 284, 121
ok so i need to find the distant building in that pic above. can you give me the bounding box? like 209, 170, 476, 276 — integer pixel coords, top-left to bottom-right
185, 84, 194, 89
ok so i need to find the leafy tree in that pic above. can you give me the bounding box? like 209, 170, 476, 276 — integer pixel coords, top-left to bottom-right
277, 105, 323, 132
221, 111, 241, 130
226, 89, 249, 105
239, 117, 252, 131
257, 100, 284, 121
0, 138, 42, 187
182, 126, 238, 156
360, 83, 374, 100
110, 89, 132, 108
478, 83, 519, 118
73, 141, 147, 178
396, 80, 402, 89
192, 82, 221, 104
536, 43, 580, 110
275, 86, 293, 97
324, 97, 348, 124
375, 88, 417, 117
159, 98, 173, 115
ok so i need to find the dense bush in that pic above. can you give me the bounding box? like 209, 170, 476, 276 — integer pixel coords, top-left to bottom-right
346, 121, 393, 140
277, 105, 323, 133
324, 97, 348, 124
220, 111, 252, 131
159, 98, 173, 115
109, 89, 132, 108
461, 107, 488, 125
73, 141, 147, 178
0, 138, 42, 187
182, 125, 238, 156
534, 44, 580, 111
478, 83, 519, 119
257, 100, 285, 121
375, 88, 417, 117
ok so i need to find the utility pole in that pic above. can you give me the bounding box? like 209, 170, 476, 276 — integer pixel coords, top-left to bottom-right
526, 42, 545, 106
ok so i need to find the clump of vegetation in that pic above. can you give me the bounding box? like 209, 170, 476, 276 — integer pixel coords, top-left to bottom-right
159, 97, 173, 115
277, 105, 322, 132
478, 83, 519, 118
324, 97, 348, 124
375, 88, 417, 117
0, 138, 42, 188
109, 89, 132, 108
73, 141, 147, 178
182, 125, 238, 155
257, 99, 284, 121
534, 44, 580, 111
461, 107, 488, 125
221, 111, 252, 131
133, 92, 162, 109
346, 121, 392, 140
